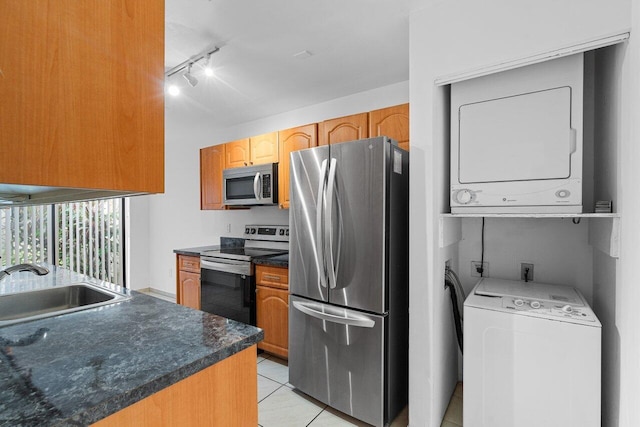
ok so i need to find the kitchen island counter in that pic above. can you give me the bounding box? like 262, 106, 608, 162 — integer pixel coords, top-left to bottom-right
0, 266, 262, 426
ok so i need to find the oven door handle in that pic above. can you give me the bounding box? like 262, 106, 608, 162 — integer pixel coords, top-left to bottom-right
201, 259, 251, 276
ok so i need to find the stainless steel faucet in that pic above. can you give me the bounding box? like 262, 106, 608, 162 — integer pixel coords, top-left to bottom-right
0, 263, 49, 281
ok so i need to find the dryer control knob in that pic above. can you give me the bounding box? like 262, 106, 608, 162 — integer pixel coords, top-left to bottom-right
454, 189, 474, 204
562, 305, 573, 313
514, 299, 524, 307
530, 301, 541, 309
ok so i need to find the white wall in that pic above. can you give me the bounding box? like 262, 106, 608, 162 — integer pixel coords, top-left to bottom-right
614, 1, 640, 424
456, 217, 594, 301
129, 81, 409, 294
409, 1, 631, 426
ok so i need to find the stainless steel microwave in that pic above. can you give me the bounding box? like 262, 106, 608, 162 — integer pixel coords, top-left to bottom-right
223, 163, 278, 206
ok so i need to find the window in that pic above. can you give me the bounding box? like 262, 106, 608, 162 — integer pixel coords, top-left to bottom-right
0, 199, 125, 286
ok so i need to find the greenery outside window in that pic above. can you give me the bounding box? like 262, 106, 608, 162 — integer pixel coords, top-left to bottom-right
0, 199, 125, 286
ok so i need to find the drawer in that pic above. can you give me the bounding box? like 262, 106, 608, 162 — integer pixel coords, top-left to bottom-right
256, 265, 289, 289
178, 255, 200, 273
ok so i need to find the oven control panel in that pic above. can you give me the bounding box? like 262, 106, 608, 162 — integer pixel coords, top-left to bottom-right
244, 225, 289, 241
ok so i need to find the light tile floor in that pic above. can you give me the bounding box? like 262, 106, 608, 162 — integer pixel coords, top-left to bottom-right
440, 383, 463, 427
257, 354, 409, 427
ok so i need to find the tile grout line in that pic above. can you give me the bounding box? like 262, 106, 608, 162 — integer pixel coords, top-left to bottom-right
305, 404, 329, 426
258, 381, 288, 404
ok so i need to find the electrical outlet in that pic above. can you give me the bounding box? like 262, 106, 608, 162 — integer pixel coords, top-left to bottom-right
471, 261, 488, 278
520, 263, 534, 281
226, 223, 231, 233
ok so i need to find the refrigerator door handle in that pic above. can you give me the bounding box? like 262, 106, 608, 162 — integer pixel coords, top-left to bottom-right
316, 159, 329, 288
292, 300, 375, 328
325, 157, 338, 289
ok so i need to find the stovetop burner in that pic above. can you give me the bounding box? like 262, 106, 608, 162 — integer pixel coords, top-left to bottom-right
201, 246, 288, 262
201, 224, 289, 262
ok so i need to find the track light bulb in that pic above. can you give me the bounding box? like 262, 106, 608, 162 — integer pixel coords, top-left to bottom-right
184, 64, 198, 87
204, 54, 215, 77
167, 84, 180, 96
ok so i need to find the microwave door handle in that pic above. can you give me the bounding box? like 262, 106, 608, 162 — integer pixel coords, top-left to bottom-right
325, 158, 338, 289
316, 159, 328, 289
253, 172, 262, 200
569, 128, 577, 154
292, 301, 375, 328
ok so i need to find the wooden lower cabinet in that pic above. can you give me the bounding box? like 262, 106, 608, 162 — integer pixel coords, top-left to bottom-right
179, 271, 200, 310
92, 345, 258, 427
256, 265, 289, 359
176, 255, 200, 310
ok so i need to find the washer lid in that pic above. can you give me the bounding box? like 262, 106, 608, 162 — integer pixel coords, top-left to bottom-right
474, 277, 584, 306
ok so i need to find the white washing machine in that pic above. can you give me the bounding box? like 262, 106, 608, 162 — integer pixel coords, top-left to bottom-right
463, 277, 601, 427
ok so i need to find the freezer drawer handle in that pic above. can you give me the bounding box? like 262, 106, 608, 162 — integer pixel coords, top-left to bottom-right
292, 301, 375, 328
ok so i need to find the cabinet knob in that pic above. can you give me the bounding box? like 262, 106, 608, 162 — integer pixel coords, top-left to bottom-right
244, 162, 248, 166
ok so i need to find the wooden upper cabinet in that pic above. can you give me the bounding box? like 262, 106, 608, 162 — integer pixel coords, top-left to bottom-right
278, 124, 318, 209
369, 103, 410, 151
225, 139, 251, 169
319, 113, 369, 146
0, 0, 164, 193
200, 145, 225, 210
250, 132, 279, 165
224, 134, 278, 168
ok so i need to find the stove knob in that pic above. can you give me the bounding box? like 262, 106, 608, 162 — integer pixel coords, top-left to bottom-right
562, 305, 573, 313
279, 229, 285, 235
285, 229, 289, 236
245, 228, 250, 234
514, 299, 524, 307
251, 228, 257, 234
530, 301, 541, 309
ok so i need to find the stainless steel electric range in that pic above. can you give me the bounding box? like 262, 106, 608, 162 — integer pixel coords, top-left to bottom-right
199, 225, 289, 325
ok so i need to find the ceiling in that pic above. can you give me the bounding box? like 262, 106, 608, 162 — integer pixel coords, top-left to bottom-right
165, 0, 416, 127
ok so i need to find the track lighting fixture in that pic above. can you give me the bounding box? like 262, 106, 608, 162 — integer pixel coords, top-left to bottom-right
164, 46, 219, 96
183, 64, 198, 87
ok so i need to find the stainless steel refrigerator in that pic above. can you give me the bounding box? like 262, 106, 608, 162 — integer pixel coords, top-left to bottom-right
288, 136, 409, 427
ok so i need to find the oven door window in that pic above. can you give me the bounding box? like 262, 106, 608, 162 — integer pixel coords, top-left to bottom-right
201, 268, 255, 325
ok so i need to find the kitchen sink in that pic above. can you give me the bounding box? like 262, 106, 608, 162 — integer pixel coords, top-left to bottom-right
0, 282, 131, 327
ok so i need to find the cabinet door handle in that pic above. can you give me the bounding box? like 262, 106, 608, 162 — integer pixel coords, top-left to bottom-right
263, 274, 282, 281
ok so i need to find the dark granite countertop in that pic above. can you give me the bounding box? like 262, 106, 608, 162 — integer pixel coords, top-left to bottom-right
0, 265, 262, 426
173, 245, 219, 257
174, 237, 246, 257
252, 253, 289, 268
